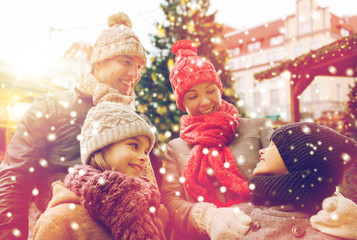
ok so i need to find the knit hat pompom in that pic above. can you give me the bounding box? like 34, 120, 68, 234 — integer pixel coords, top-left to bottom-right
172, 39, 197, 57
91, 12, 146, 66
107, 12, 132, 28
169, 39, 223, 112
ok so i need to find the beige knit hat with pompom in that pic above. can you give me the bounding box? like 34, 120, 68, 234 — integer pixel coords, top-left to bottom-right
90, 12, 147, 66
80, 101, 155, 165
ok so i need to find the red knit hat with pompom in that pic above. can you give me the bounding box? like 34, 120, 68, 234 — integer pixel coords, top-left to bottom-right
169, 39, 223, 112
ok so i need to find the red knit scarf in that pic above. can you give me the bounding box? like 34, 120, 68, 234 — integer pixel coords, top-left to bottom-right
181, 100, 250, 207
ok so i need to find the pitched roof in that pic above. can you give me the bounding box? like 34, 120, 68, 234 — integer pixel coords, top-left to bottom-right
254, 33, 357, 81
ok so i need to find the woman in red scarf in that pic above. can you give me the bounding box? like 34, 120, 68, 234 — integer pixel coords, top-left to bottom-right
161, 40, 273, 240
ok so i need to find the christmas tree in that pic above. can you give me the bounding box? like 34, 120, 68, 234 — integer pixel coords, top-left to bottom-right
343, 80, 357, 139
339, 80, 357, 203
135, 0, 241, 155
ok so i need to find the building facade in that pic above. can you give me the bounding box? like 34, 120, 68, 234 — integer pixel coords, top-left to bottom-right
51, 42, 92, 89
223, 0, 356, 121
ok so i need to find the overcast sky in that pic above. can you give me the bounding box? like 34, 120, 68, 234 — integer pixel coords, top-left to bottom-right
0, 0, 356, 76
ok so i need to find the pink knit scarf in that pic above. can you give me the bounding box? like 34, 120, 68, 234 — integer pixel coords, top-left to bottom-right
181, 100, 250, 207
65, 165, 165, 240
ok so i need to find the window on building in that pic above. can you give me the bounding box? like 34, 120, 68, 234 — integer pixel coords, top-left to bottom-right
237, 58, 246, 69
309, 40, 320, 51
270, 89, 279, 106
252, 55, 264, 66
293, 44, 304, 58
228, 47, 240, 57
311, 83, 320, 102
300, 21, 311, 35
247, 41, 261, 52
235, 75, 246, 89
336, 83, 341, 102
253, 91, 262, 107
267, 51, 278, 63
228, 61, 235, 71
269, 35, 284, 46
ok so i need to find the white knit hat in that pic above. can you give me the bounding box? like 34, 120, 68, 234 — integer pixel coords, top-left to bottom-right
90, 12, 147, 66
80, 101, 155, 165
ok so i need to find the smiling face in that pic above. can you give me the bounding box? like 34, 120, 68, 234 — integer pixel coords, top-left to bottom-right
182, 82, 222, 116
92, 55, 144, 95
102, 135, 150, 177
253, 141, 289, 176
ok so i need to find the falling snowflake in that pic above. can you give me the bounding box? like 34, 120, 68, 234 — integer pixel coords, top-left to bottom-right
179, 176, 186, 183
224, 162, 230, 168
78, 169, 86, 176
328, 65, 337, 74
237, 155, 245, 165
175, 191, 181, 196
70, 111, 77, 118
69, 203, 76, 210
39, 158, 48, 168
331, 213, 339, 221
233, 207, 241, 214
341, 153, 351, 163
98, 177, 107, 186
197, 196, 204, 202
47, 133, 56, 142
71, 222, 79, 230
32, 188, 39, 196
302, 125, 311, 134
149, 206, 156, 213
159, 167, 166, 174
166, 175, 174, 183
206, 167, 214, 176
12, 228, 21, 238
35, 111, 43, 118
249, 183, 256, 190
220, 186, 227, 193
202, 148, 209, 155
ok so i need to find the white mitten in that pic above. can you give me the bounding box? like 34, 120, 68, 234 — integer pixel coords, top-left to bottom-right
310, 195, 357, 239
191, 202, 251, 240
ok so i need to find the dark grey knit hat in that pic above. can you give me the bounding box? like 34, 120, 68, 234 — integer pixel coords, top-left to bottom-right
271, 122, 355, 176
249, 122, 357, 212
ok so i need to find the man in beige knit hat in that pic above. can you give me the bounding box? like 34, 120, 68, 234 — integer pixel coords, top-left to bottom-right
0, 12, 161, 240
